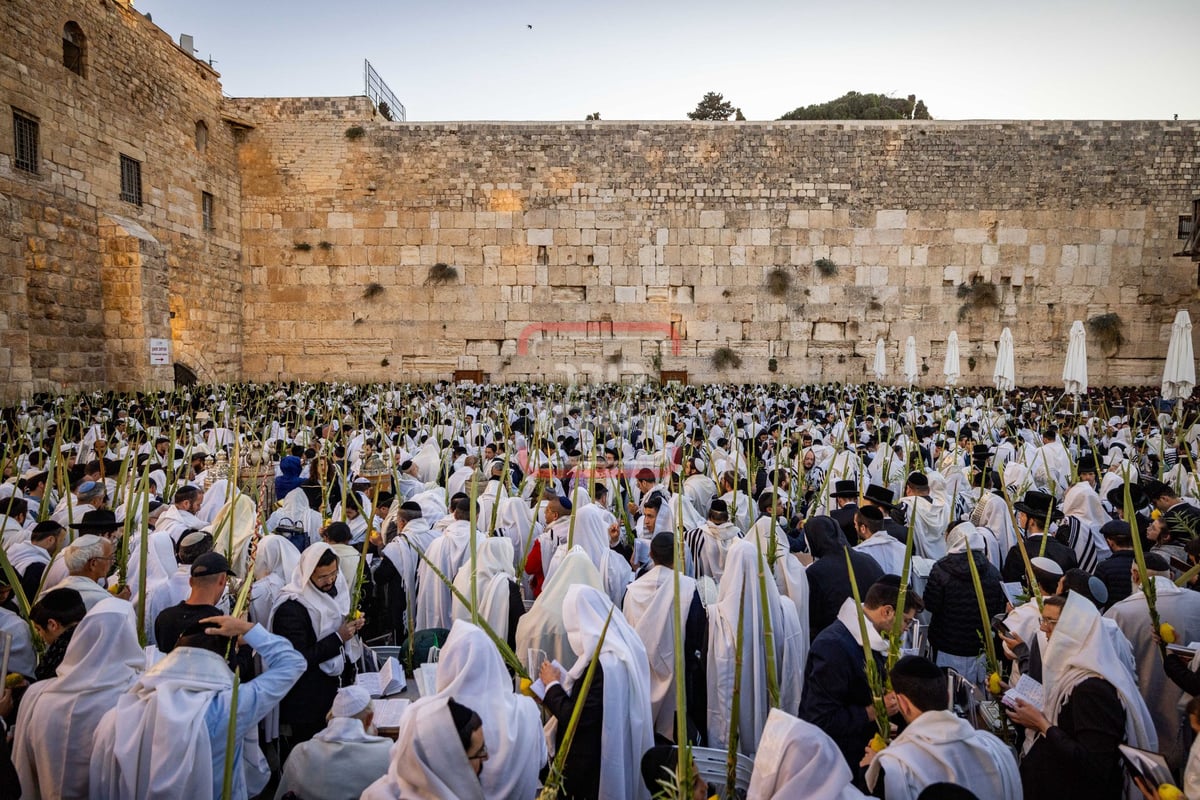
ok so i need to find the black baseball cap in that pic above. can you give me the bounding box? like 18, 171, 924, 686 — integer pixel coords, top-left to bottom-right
190, 552, 235, 577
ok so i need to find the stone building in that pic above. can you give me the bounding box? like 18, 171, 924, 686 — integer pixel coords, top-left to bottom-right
2, 0, 1199, 401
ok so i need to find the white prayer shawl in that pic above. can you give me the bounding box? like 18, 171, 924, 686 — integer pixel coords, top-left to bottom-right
538, 516, 571, 576
145, 566, 192, 645
275, 718, 393, 800
721, 488, 756, 533
47, 573, 113, 610
495, 496, 541, 569
197, 479, 236, 524
866, 710, 1021, 800
748, 708, 866, 799
854, 531, 909, 575
7, 541, 51, 574
451, 537, 516, 639
708, 540, 807, 755
683, 472, 718, 518
562, 584, 655, 800
1061, 482, 1113, 569
409, 487, 448, 523
1048, 593, 1157, 753
446, 464, 475, 500
249, 535, 301, 626
516, 548, 606, 670
968, 491, 1018, 568
690, 520, 742, 583
13, 598, 143, 800
898, 493, 951, 560
266, 488, 324, 548
621, 564, 699, 740
210, 493, 259, 578
747, 516, 812, 647
127, 529, 178, 608
359, 696, 485, 800
90, 645, 232, 800
547, 503, 632, 606
415, 519, 484, 631
1105, 576, 1200, 766
671, 490, 706, 533
433, 620, 546, 800
380, 515, 435, 615
270, 543, 359, 675
154, 504, 208, 544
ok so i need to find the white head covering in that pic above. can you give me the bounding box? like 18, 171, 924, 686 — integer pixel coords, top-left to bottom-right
562, 583, 655, 800
747, 708, 866, 799
1043, 591, 1157, 751
451, 537, 516, 639
434, 620, 546, 799
496, 495, 540, 566
13, 598, 143, 799
330, 685, 372, 718
360, 695, 485, 800
515, 548, 605, 668
946, 521, 985, 554
271, 542, 358, 675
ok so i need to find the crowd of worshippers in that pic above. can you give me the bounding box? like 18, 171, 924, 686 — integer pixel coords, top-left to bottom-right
0, 381, 1199, 799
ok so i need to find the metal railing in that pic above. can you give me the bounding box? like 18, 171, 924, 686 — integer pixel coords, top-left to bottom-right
364, 59, 405, 121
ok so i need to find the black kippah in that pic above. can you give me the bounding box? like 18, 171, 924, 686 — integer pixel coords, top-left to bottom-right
890, 654, 943, 681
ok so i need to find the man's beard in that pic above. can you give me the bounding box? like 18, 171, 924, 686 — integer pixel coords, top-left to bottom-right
321, 583, 339, 597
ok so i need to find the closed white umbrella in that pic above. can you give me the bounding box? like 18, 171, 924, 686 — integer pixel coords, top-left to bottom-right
873, 338, 887, 382
904, 336, 918, 385
1162, 310, 1195, 400
994, 327, 1016, 392
943, 330, 961, 387
1063, 320, 1088, 396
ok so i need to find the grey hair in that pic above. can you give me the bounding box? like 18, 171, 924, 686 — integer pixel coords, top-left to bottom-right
64, 534, 107, 573
77, 483, 106, 504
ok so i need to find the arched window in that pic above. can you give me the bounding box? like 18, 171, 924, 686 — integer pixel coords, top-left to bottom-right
63, 22, 86, 76
195, 120, 208, 152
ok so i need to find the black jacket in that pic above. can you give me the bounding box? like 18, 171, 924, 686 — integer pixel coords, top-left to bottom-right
1001, 534, 1078, 583
1019, 677, 1125, 800
924, 550, 1006, 657
272, 598, 353, 728
543, 663, 604, 800
1094, 550, 1135, 609
799, 619, 885, 782
807, 549, 884, 640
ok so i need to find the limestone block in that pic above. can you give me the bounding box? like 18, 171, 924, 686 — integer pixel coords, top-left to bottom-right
699, 211, 725, 229
876, 210, 907, 230
527, 228, 553, 246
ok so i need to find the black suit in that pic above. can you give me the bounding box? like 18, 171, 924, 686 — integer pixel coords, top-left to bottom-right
272, 598, 354, 749
543, 664, 605, 800
1001, 534, 1078, 583
830, 503, 859, 540
806, 547, 884, 640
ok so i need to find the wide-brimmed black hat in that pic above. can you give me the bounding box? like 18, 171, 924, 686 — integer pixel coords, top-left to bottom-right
1075, 454, 1101, 475
69, 508, 121, 531
829, 479, 859, 499
1013, 490, 1062, 521
861, 483, 899, 510
1141, 479, 1173, 501
1106, 483, 1148, 510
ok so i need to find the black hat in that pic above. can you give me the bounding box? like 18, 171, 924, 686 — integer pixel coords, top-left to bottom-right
1141, 479, 1173, 501
1075, 454, 1101, 475
1013, 490, 1062, 521
30, 520, 64, 540
829, 479, 859, 499
190, 552, 235, 578
970, 444, 994, 460
1106, 483, 1147, 510
399, 501, 423, 512
399, 459, 414, 471
861, 484, 898, 510
1099, 519, 1132, 543
1143, 552, 1171, 573
649, 531, 674, 562
708, 498, 729, 518
906, 472, 930, 490
635, 468, 657, 483
69, 509, 121, 531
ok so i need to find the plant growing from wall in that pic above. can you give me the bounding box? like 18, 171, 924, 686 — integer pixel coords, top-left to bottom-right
766, 267, 792, 297
814, 257, 838, 277
293, 242, 312, 251
363, 282, 385, 300
345, 126, 365, 140
768, 356, 778, 373
649, 353, 663, 372
318, 241, 333, 250
1088, 312, 1125, 354
711, 346, 742, 371
956, 274, 1000, 322
426, 262, 458, 285
380, 357, 389, 367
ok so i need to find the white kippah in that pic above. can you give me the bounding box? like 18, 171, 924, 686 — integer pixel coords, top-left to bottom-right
1030, 556, 1064, 577
330, 685, 371, 717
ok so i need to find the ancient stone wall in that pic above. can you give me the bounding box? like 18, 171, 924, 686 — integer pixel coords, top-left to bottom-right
236, 108, 1200, 386
0, 0, 242, 401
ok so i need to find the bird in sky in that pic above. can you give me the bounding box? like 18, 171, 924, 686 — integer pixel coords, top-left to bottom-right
527, 24, 533, 29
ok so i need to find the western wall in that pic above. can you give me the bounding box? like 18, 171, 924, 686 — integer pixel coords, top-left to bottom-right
2, 0, 1198, 400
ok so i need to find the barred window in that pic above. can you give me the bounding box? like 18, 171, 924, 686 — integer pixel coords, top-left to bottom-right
1181, 216, 1194, 240
12, 110, 38, 174
119, 154, 142, 206
202, 191, 214, 230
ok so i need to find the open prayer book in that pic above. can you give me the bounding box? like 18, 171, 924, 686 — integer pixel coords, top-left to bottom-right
1000, 582, 1026, 608
355, 657, 406, 697
372, 698, 411, 730
413, 663, 438, 697
528, 660, 568, 701
1001, 674, 1043, 711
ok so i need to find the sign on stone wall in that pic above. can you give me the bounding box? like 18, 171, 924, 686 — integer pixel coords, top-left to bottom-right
149, 338, 170, 365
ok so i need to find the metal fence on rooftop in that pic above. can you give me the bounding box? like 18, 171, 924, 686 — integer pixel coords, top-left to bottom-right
364, 59, 405, 121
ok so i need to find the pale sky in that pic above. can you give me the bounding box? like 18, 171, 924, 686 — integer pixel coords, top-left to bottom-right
138, 0, 1199, 121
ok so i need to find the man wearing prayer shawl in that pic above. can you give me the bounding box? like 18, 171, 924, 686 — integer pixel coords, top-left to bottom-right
1104, 552, 1200, 770
89, 613, 305, 800
414, 495, 485, 630
546, 501, 632, 606
154, 485, 207, 544
450, 537, 524, 647
359, 695, 485, 800
863, 656, 1020, 800
270, 543, 366, 750
376, 501, 436, 642
684, 498, 744, 583
433, 620, 546, 799
747, 708, 866, 799
515, 548, 605, 668
622, 531, 708, 742
43, 534, 124, 609
273, 686, 392, 800
13, 598, 142, 799
1012, 592, 1158, 800
539, 584, 654, 800
896, 472, 951, 561
708, 539, 806, 756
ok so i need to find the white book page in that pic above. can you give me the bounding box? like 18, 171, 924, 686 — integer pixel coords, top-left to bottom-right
373, 698, 411, 729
